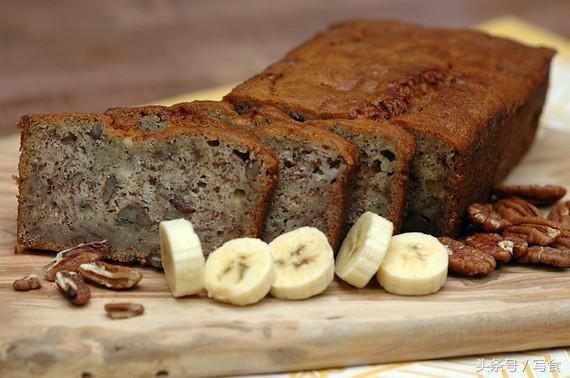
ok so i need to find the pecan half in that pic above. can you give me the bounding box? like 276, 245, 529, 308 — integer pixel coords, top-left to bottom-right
464, 233, 513, 263
494, 198, 542, 223
104, 303, 145, 319
55, 271, 91, 305
553, 228, 570, 248
493, 184, 567, 206
78, 261, 142, 289
503, 217, 563, 245
13, 273, 42, 291
548, 201, 570, 225
438, 237, 496, 276
467, 203, 510, 232
42, 241, 109, 281
517, 245, 570, 268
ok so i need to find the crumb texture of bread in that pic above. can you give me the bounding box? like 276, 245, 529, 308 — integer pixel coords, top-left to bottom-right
17, 113, 278, 265
226, 19, 555, 236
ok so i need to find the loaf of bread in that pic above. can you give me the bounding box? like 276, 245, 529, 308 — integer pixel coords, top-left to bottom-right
226, 20, 555, 236
108, 101, 359, 248
17, 113, 279, 265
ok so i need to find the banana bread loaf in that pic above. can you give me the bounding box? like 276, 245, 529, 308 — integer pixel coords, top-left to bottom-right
226, 19, 555, 236
108, 101, 359, 248
17, 113, 279, 265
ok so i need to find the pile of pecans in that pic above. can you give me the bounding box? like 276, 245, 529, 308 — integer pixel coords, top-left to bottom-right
13, 240, 145, 319
440, 184, 570, 276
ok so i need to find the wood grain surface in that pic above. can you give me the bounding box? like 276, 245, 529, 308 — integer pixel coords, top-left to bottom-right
0, 127, 569, 377
2, 0, 570, 137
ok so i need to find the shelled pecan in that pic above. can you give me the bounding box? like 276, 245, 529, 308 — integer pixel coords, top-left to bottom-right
465, 233, 513, 263
438, 237, 496, 276
55, 271, 91, 305
494, 198, 542, 223
42, 240, 109, 281
553, 228, 570, 248
548, 201, 570, 225
104, 302, 145, 319
493, 184, 567, 205
503, 217, 562, 245
13, 273, 42, 291
517, 245, 570, 268
467, 203, 510, 232
79, 261, 143, 289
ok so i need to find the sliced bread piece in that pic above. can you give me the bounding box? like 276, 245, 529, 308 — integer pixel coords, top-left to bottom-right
305, 119, 416, 233
174, 102, 415, 234
17, 113, 279, 265
119, 101, 359, 248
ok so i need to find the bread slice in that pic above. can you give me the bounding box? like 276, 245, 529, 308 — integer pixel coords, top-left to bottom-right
225, 20, 555, 236
305, 119, 415, 233
17, 113, 279, 265
172, 102, 415, 235
109, 101, 359, 248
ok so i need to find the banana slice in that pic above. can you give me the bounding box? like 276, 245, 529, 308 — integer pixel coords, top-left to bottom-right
204, 238, 275, 306
377, 232, 448, 296
159, 219, 205, 297
269, 227, 334, 300
335, 211, 393, 288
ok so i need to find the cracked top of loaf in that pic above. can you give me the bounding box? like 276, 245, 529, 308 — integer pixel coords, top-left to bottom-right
225, 19, 555, 150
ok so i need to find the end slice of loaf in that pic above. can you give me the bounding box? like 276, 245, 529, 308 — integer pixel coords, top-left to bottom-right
17, 113, 279, 265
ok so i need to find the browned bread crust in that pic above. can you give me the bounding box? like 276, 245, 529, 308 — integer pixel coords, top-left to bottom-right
226, 19, 555, 236
17, 112, 279, 265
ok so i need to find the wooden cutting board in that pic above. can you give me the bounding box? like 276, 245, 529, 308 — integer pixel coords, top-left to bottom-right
0, 126, 569, 378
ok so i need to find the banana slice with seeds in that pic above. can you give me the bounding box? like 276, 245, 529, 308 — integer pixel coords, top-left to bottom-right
269, 227, 334, 300
159, 219, 205, 298
377, 232, 448, 296
335, 211, 393, 288
204, 238, 276, 306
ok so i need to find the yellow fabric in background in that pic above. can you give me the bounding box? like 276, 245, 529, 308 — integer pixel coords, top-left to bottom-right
154, 16, 570, 378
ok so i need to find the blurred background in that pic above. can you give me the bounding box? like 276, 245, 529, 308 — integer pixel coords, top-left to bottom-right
2, 0, 569, 136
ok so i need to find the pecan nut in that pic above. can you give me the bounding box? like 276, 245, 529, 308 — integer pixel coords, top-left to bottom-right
55, 271, 91, 305
548, 201, 570, 225
467, 203, 510, 232
517, 245, 570, 268
78, 261, 143, 289
104, 302, 145, 319
503, 217, 562, 245
438, 237, 496, 276
553, 228, 570, 248
13, 273, 42, 291
42, 240, 109, 281
494, 198, 542, 223
493, 184, 567, 206
464, 233, 513, 263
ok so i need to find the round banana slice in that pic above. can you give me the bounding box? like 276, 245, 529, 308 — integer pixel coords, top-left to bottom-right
377, 232, 448, 296
204, 238, 275, 306
159, 219, 205, 298
335, 211, 394, 288
269, 227, 334, 300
